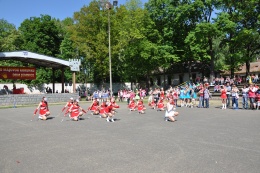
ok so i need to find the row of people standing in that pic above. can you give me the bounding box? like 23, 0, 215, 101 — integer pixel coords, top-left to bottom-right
220, 83, 260, 110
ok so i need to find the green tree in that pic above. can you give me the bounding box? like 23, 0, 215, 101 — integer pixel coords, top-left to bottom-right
18, 15, 64, 86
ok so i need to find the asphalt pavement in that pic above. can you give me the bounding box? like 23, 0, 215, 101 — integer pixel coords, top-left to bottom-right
0, 101, 260, 173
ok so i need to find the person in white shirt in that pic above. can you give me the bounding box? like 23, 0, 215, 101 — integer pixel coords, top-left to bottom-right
164, 99, 179, 122
241, 85, 249, 109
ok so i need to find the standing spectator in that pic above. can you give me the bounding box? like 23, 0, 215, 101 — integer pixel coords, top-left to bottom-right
255, 91, 260, 109
226, 82, 231, 108
231, 85, 239, 110
203, 86, 210, 108
253, 74, 258, 83
241, 85, 249, 109
196, 76, 201, 84
248, 84, 257, 109
203, 76, 208, 84
198, 86, 204, 108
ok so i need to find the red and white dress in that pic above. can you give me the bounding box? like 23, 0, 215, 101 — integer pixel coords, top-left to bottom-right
99, 103, 107, 114
137, 101, 145, 112
160, 91, 165, 99
148, 100, 156, 108
64, 101, 73, 115
157, 100, 164, 109
128, 100, 136, 110
70, 104, 82, 118
90, 100, 99, 111
39, 101, 49, 116
105, 104, 113, 114
220, 89, 227, 99
111, 101, 120, 109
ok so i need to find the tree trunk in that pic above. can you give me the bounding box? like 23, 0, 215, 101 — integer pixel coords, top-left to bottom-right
209, 37, 214, 84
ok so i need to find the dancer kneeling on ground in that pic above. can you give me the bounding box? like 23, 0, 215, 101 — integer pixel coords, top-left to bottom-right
99, 101, 107, 118
89, 98, 99, 115
137, 99, 146, 114
33, 97, 50, 120
105, 102, 115, 122
69, 99, 87, 121
165, 99, 179, 122
157, 98, 165, 111
128, 99, 137, 111
111, 97, 120, 112
148, 96, 156, 109
61, 97, 74, 116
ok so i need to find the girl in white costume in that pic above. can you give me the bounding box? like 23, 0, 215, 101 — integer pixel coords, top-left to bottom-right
164, 99, 179, 122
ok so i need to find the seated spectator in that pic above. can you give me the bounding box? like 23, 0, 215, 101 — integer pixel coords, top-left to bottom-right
255, 91, 260, 110
214, 84, 221, 93
253, 74, 258, 83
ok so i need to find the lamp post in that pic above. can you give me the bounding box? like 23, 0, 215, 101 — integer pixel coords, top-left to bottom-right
99, 0, 118, 97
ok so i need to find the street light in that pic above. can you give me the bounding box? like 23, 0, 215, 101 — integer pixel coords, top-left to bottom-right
99, 0, 118, 97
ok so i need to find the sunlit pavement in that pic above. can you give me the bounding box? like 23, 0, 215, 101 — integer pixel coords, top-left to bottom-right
0, 102, 260, 173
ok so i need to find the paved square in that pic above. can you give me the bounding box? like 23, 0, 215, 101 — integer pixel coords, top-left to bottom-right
1, 102, 260, 173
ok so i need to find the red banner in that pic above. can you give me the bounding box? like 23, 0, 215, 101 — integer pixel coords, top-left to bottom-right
0, 66, 36, 80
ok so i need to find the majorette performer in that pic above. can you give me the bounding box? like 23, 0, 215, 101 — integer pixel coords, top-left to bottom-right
33, 97, 50, 120
88, 98, 99, 115
61, 97, 74, 116
137, 99, 146, 114
128, 99, 137, 111
98, 101, 107, 118
105, 102, 115, 122
164, 99, 179, 122
69, 99, 87, 121
157, 98, 165, 111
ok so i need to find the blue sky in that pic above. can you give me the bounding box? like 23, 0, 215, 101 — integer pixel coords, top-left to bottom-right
0, 0, 148, 28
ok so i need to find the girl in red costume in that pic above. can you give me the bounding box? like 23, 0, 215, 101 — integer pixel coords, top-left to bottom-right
137, 99, 146, 114
160, 88, 165, 100
105, 102, 115, 122
69, 99, 87, 121
220, 85, 227, 109
88, 98, 99, 115
148, 95, 156, 109
128, 99, 137, 111
99, 101, 107, 118
111, 97, 120, 109
157, 98, 165, 111
61, 97, 74, 116
33, 97, 50, 120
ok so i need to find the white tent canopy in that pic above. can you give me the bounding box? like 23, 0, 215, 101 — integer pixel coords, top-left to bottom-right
0, 51, 70, 69
0, 51, 72, 93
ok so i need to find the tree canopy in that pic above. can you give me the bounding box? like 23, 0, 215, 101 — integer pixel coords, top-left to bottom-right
0, 0, 259, 89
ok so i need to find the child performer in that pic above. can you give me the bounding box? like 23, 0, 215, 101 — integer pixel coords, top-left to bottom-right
137, 99, 146, 114
220, 85, 227, 109
148, 95, 156, 109
191, 89, 197, 108
88, 98, 99, 115
69, 99, 87, 121
157, 98, 165, 111
128, 99, 137, 111
99, 101, 108, 118
111, 97, 120, 109
33, 97, 50, 120
179, 87, 185, 107
61, 97, 74, 116
164, 99, 179, 122
105, 102, 115, 122
173, 88, 179, 107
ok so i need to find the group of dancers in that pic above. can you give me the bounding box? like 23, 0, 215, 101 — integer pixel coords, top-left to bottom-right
32, 92, 180, 122
32, 96, 118, 122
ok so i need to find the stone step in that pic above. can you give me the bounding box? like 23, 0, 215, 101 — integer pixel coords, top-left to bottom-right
0, 93, 79, 107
